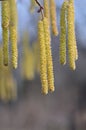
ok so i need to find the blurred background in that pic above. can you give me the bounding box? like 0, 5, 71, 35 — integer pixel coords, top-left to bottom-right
0, 0, 86, 129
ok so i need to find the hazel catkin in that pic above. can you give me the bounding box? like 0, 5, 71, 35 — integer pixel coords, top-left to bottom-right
43, 17, 55, 92
50, 0, 58, 36
59, 1, 68, 65
9, 0, 18, 69
70, 0, 78, 61
67, 0, 76, 70
38, 20, 48, 95
1, 1, 9, 66
44, 0, 50, 24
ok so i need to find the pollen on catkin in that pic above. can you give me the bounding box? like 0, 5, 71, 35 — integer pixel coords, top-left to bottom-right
1, 1, 9, 66
50, 0, 58, 36
59, 1, 68, 65
9, 0, 18, 69
43, 17, 55, 92
38, 20, 48, 95
67, 0, 76, 70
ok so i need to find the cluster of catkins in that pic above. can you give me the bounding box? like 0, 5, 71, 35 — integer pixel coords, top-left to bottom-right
0, 46, 17, 102
36, 0, 78, 94
37, 0, 58, 95
1, 0, 18, 69
59, 0, 78, 70
0, 0, 78, 96
0, 0, 18, 102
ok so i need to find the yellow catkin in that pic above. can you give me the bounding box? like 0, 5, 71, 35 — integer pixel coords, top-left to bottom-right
38, 20, 48, 95
44, 0, 50, 24
1, 1, 9, 66
49, 0, 58, 36
9, 0, 18, 69
0, 46, 17, 102
67, 0, 76, 70
59, 1, 68, 65
74, 33, 78, 60
70, 0, 78, 61
43, 17, 55, 92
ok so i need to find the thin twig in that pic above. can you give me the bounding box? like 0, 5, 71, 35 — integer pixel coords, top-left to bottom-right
35, 0, 44, 19
35, 0, 43, 11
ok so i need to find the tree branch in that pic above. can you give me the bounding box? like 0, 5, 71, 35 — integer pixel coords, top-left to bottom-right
35, 0, 43, 13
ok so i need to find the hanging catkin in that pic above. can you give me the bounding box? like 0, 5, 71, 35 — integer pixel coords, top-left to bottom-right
70, 0, 78, 61
43, 17, 55, 92
67, 0, 76, 70
1, 1, 9, 66
50, 0, 58, 36
38, 20, 48, 95
59, 1, 68, 65
9, 0, 18, 69
44, 0, 50, 24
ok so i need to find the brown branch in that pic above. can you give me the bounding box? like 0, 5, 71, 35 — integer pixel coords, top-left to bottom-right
35, 0, 44, 19
35, 0, 43, 11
